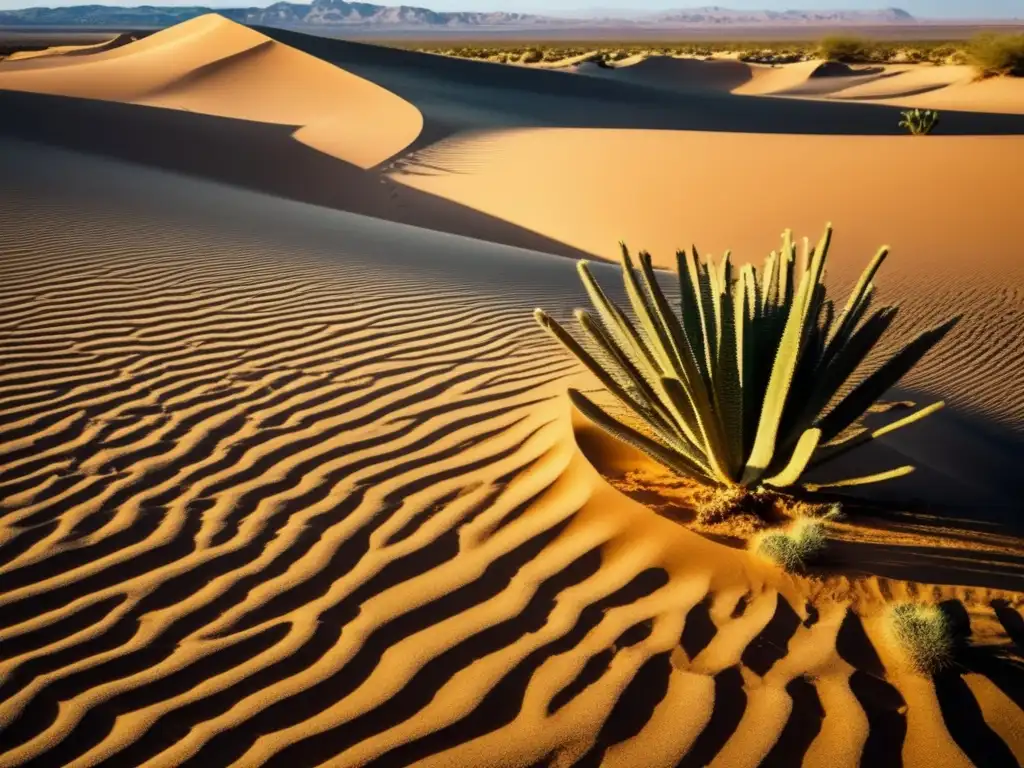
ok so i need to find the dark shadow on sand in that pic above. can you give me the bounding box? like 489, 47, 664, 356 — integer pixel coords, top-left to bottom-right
0, 89, 593, 261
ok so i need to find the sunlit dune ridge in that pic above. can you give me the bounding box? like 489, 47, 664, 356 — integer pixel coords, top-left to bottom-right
0, 14, 423, 169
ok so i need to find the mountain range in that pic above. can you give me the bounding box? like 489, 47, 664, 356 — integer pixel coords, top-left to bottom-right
0, 2, 917, 28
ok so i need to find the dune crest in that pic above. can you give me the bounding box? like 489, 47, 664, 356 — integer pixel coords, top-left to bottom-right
576, 54, 1024, 113
3, 33, 137, 61
583, 56, 756, 93
0, 14, 423, 168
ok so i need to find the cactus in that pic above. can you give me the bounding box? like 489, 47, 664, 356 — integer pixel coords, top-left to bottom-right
753, 505, 842, 571
899, 109, 940, 135
886, 603, 954, 674
534, 225, 959, 491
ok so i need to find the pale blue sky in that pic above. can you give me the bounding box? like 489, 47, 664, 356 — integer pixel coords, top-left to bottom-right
0, 0, 1019, 18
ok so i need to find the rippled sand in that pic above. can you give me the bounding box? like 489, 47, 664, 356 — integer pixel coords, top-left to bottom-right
1, 16, 1022, 768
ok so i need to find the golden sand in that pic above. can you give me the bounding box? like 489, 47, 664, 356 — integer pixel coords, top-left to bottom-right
0, 16, 1021, 767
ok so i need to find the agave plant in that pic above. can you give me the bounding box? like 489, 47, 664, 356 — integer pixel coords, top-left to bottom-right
899, 108, 940, 136
535, 225, 959, 492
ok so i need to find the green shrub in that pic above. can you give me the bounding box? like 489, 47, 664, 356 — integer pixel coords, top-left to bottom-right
968, 33, 1024, 77
899, 109, 940, 135
534, 225, 959, 498
819, 35, 871, 62
886, 603, 954, 674
753, 513, 836, 571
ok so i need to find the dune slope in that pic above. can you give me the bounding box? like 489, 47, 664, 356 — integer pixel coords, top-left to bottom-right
585, 55, 1024, 114
390, 127, 1024, 445
0, 14, 422, 169
1, 138, 1022, 768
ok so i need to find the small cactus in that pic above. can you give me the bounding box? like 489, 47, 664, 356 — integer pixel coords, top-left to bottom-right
752, 505, 841, 571
899, 109, 940, 135
886, 603, 954, 674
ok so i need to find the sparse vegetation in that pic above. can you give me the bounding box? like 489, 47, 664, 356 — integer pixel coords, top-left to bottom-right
398, 37, 1001, 68
886, 603, 955, 674
968, 32, 1024, 77
753, 509, 840, 571
535, 225, 959, 505
899, 109, 941, 135
818, 35, 870, 62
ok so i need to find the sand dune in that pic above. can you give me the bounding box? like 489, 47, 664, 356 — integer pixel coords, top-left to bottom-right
578, 54, 1024, 114
581, 56, 757, 93
1, 16, 1023, 768
845, 71, 1024, 115
0, 15, 422, 169
1, 139, 1022, 768
581, 57, 886, 98
390, 128, 1024, 442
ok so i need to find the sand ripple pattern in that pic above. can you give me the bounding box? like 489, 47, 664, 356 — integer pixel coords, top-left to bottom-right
1, 171, 1023, 768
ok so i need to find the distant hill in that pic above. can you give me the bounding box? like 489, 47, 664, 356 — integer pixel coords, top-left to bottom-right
0, 2, 916, 29
642, 7, 915, 24
0, 1, 556, 28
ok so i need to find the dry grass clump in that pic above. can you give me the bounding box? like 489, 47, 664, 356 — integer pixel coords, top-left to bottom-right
886, 603, 955, 675
692, 484, 835, 523
968, 33, 1024, 78
693, 485, 775, 525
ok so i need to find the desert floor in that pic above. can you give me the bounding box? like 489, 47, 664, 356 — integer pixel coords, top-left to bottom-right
0, 15, 1023, 768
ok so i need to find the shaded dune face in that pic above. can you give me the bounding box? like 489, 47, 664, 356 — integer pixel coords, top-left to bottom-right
0, 144, 1022, 768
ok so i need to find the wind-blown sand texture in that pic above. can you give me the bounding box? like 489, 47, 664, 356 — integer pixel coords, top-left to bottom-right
1, 17, 1023, 767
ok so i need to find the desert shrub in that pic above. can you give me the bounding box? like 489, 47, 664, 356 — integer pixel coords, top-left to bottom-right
753, 511, 838, 571
886, 603, 954, 674
534, 225, 959, 500
521, 48, 543, 64
968, 32, 1024, 77
899, 109, 940, 135
870, 45, 896, 61
928, 44, 959, 62
818, 35, 872, 62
